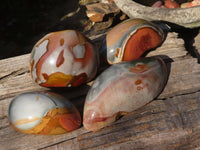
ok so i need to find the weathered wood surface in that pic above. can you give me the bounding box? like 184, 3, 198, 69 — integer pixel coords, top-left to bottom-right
1, 32, 200, 150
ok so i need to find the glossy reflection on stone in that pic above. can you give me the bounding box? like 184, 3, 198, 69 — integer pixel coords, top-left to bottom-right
8, 92, 81, 135
83, 57, 167, 131
106, 18, 164, 64
30, 30, 99, 87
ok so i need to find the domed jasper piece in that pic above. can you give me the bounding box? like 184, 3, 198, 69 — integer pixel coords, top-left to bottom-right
8, 92, 81, 135
30, 30, 99, 87
106, 19, 164, 64
83, 57, 167, 131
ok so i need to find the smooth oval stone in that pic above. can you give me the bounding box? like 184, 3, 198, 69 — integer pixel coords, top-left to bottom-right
83, 57, 167, 131
106, 18, 164, 64
30, 30, 99, 87
9, 91, 81, 135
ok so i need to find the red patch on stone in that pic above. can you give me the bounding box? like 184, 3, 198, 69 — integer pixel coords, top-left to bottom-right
56, 50, 65, 67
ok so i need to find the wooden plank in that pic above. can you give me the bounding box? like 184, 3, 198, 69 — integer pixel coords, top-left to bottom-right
1, 54, 199, 118
159, 57, 200, 99
0, 54, 30, 79
2, 91, 200, 150
1, 32, 199, 149
39, 92, 200, 150
147, 32, 187, 59
0, 127, 88, 150
76, 92, 200, 150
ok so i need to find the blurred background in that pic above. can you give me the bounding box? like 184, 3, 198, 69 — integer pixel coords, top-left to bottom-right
0, 0, 89, 59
